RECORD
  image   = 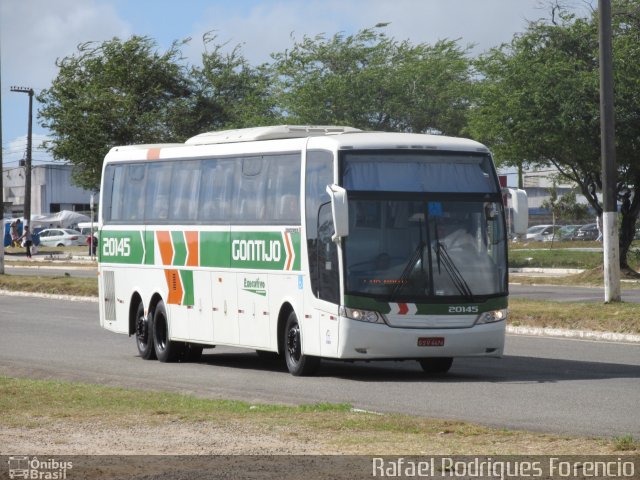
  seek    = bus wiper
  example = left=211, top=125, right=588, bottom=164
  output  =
left=390, top=240, right=425, bottom=300
left=435, top=242, right=474, bottom=300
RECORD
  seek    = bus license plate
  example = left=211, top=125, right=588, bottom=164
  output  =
left=418, top=337, right=445, bottom=347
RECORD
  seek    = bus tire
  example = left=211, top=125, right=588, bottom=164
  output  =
left=418, top=357, right=453, bottom=375
left=284, top=311, right=320, bottom=376
left=152, top=300, right=183, bottom=362
left=135, top=302, right=156, bottom=360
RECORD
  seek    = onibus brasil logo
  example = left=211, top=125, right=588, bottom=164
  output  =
left=7, top=456, right=73, bottom=479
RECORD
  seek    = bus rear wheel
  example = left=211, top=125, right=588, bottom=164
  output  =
left=135, top=302, right=156, bottom=360
left=284, top=311, right=320, bottom=376
left=152, top=300, right=183, bottom=362
left=419, top=357, right=453, bottom=375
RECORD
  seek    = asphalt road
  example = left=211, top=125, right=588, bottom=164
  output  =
left=0, top=295, right=638, bottom=438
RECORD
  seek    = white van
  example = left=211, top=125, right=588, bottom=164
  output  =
left=77, top=222, right=98, bottom=237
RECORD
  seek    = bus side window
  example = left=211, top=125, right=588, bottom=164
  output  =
left=265, top=154, right=301, bottom=224
left=121, top=164, right=147, bottom=221
left=145, top=162, right=173, bottom=222
left=108, top=165, right=126, bottom=222
left=233, top=156, right=266, bottom=222
left=170, top=160, right=200, bottom=221
left=199, top=158, right=235, bottom=222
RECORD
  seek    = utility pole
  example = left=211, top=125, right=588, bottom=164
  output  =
left=598, top=0, right=621, bottom=302
left=10, top=86, right=34, bottom=229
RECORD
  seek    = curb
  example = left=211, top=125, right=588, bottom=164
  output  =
left=0, top=289, right=97, bottom=303
left=509, top=267, right=584, bottom=274
left=2, top=289, right=638, bottom=344
left=506, top=325, right=640, bottom=344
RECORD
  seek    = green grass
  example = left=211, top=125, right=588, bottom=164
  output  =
left=614, top=435, right=640, bottom=452
left=509, top=248, right=605, bottom=269
left=0, top=273, right=98, bottom=297
left=0, top=376, right=350, bottom=426
left=509, top=298, right=640, bottom=334
left=1, top=376, right=636, bottom=455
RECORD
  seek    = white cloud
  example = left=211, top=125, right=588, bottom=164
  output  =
left=1, top=0, right=132, bottom=145
left=0, top=0, right=596, bottom=148
left=3, top=133, right=54, bottom=167
left=1, top=0, right=131, bottom=90
left=184, top=0, right=594, bottom=65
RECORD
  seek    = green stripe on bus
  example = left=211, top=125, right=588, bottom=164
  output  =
left=102, top=228, right=301, bottom=271
left=290, top=231, right=302, bottom=271
left=144, top=230, right=155, bottom=265
left=200, top=231, right=231, bottom=268
left=180, top=270, right=194, bottom=306
left=171, top=231, right=187, bottom=266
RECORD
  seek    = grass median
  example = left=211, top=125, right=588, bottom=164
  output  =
left=1, top=375, right=637, bottom=455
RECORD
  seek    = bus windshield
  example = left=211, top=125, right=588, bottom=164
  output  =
left=342, top=151, right=507, bottom=301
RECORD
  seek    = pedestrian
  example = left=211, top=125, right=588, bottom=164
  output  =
left=596, top=215, right=603, bottom=242
left=19, top=225, right=33, bottom=259
left=10, top=219, right=21, bottom=247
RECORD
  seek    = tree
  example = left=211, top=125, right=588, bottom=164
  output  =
left=269, top=27, right=473, bottom=135
left=468, top=1, right=640, bottom=272
left=38, top=36, right=194, bottom=191
left=541, top=182, right=590, bottom=226
left=187, top=33, right=280, bottom=134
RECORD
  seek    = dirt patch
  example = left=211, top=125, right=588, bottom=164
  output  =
left=1, top=420, right=326, bottom=455
left=1, top=417, right=628, bottom=457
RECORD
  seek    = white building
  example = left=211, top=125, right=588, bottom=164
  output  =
left=2, top=164, right=94, bottom=217
left=498, top=166, right=597, bottom=225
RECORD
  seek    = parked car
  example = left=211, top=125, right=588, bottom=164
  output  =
left=572, top=223, right=599, bottom=241
left=525, top=224, right=558, bottom=242
left=37, top=228, right=88, bottom=247
left=557, top=224, right=581, bottom=241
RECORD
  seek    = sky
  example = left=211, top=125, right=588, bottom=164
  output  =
left=1, top=0, right=596, bottom=170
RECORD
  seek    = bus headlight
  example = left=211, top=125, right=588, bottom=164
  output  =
left=340, top=306, right=386, bottom=324
left=475, top=308, right=507, bottom=325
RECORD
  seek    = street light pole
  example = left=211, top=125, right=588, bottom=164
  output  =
left=10, top=86, right=34, bottom=228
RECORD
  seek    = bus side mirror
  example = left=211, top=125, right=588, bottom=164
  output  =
left=508, top=188, right=528, bottom=234
left=325, top=184, right=349, bottom=242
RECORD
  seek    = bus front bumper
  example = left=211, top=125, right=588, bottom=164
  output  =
left=335, top=318, right=505, bottom=360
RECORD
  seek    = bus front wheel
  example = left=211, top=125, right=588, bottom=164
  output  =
left=152, top=300, right=183, bottom=362
left=284, top=311, right=320, bottom=376
left=418, top=357, right=453, bottom=375
left=135, top=302, right=156, bottom=360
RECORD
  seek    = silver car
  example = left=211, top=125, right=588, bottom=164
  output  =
left=525, top=224, right=558, bottom=242
left=37, top=228, right=88, bottom=247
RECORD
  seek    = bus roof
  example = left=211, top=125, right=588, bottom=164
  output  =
left=104, top=125, right=490, bottom=162
left=313, top=131, right=489, bottom=153
left=185, top=125, right=361, bottom=145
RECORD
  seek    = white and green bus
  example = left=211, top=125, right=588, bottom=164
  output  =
left=98, top=125, right=527, bottom=376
